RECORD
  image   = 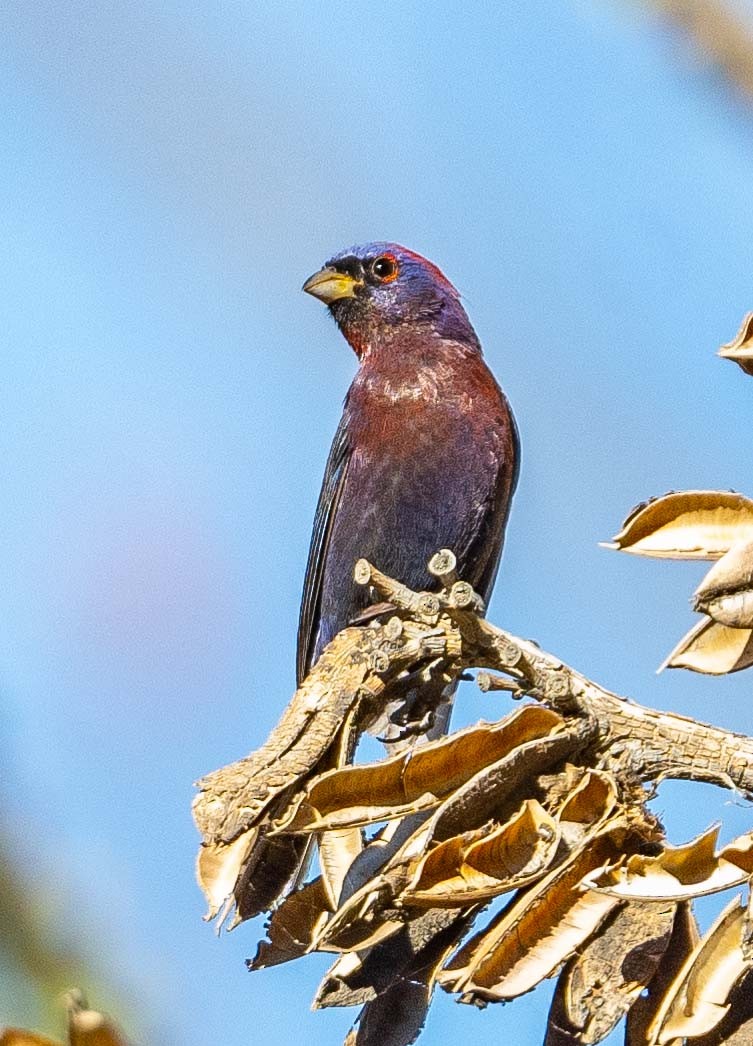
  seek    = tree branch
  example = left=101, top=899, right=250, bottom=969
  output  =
left=194, top=556, right=753, bottom=857
left=358, top=557, right=753, bottom=794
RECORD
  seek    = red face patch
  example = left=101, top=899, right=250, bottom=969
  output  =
left=394, top=246, right=457, bottom=295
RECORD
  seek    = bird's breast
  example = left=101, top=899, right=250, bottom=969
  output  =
left=349, top=353, right=501, bottom=463
left=356, top=366, right=446, bottom=405
left=345, top=363, right=507, bottom=545
left=314, top=347, right=517, bottom=655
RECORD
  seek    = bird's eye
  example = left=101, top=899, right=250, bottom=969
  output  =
left=371, top=254, right=399, bottom=282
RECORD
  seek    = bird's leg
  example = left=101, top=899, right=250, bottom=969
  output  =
left=391, top=658, right=448, bottom=693
left=378, top=707, right=437, bottom=745
left=363, top=656, right=447, bottom=744
left=377, top=658, right=456, bottom=743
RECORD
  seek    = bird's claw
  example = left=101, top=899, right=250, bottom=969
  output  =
left=377, top=707, right=436, bottom=744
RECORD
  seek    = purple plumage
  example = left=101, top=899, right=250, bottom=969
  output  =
left=300, top=243, right=519, bottom=737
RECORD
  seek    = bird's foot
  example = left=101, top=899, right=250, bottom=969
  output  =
left=377, top=707, right=436, bottom=744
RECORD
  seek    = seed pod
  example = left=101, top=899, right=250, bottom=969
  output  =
left=718, top=312, right=753, bottom=376
left=694, top=538, right=753, bottom=629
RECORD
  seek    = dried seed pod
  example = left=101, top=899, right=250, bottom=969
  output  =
left=694, top=538, right=753, bottom=629
left=718, top=312, right=753, bottom=376
left=400, top=799, right=561, bottom=907
left=661, top=617, right=753, bottom=675
left=276, top=706, right=564, bottom=833
left=604, top=491, right=753, bottom=560
left=585, top=826, right=753, bottom=901
left=645, top=895, right=753, bottom=1043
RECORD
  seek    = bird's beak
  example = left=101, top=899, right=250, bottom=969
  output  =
left=302, top=267, right=361, bottom=304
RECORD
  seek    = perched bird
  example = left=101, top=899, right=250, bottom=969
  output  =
left=300, top=242, right=519, bottom=739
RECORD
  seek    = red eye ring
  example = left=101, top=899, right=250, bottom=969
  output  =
left=371, top=253, right=399, bottom=283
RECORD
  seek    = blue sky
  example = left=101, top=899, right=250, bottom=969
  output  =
left=2, top=3, right=753, bottom=1043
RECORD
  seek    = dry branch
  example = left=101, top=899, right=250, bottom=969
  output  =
left=194, top=555, right=753, bottom=1045
left=638, top=0, right=753, bottom=105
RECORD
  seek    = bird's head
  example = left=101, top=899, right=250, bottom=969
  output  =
left=302, top=242, right=479, bottom=357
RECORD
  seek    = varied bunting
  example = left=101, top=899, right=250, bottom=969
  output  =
left=300, top=243, right=519, bottom=739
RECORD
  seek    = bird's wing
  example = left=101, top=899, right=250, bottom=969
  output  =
left=296, top=414, right=351, bottom=686
left=473, top=395, right=521, bottom=603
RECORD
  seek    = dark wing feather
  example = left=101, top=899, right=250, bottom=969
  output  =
left=296, top=415, right=351, bottom=686
left=471, top=396, right=521, bottom=604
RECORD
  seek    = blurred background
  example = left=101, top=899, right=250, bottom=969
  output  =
left=2, top=2, right=753, bottom=1043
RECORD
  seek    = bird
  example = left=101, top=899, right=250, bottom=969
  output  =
left=300, top=242, right=520, bottom=741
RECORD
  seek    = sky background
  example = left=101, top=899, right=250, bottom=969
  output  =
left=2, top=2, right=753, bottom=1044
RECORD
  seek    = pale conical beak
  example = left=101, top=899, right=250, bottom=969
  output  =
left=302, top=267, right=361, bottom=304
